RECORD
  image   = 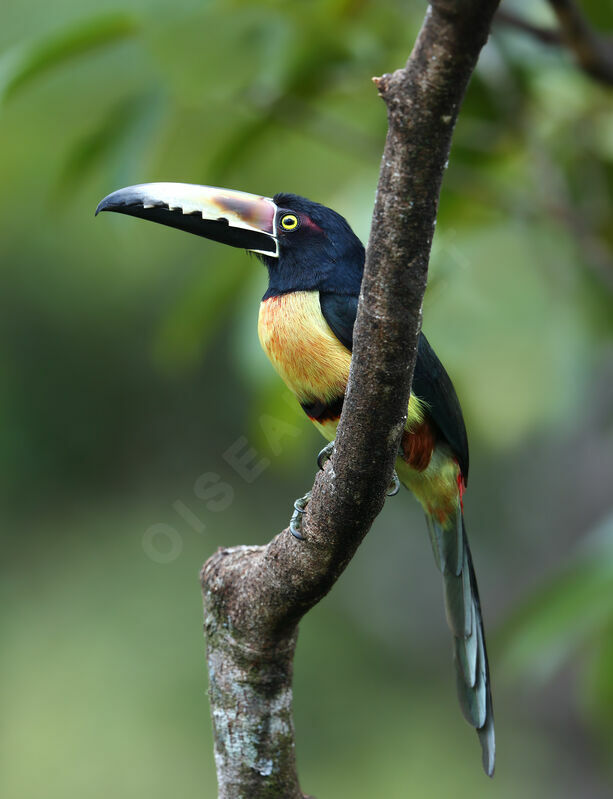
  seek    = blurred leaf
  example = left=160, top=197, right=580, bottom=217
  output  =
left=248, top=378, right=311, bottom=465
left=200, top=3, right=356, bottom=182
left=578, top=0, right=613, bottom=30
left=0, top=13, right=139, bottom=106
left=206, top=114, right=276, bottom=185
left=145, top=6, right=283, bottom=107
left=584, top=621, right=613, bottom=749
left=152, top=253, right=251, bottom=373
left=56, top=90, right=161, bottom=196
left=500, top=513, right=613, bottom=682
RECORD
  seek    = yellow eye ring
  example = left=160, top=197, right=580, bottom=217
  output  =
left=280, top=213, right=299, bottom=231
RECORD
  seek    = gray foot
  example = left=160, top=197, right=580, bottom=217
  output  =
left=291, top=444, right=399, bottom=540
left=387, top=470, right=400, bottom=496
left=289, top=491, right=312, bottom=540
left=290, top=442, right=333, bottom=540
left=317, top=440, right=335, bottom=470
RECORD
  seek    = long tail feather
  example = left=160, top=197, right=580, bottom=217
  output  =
left=426, top=508, right=495, bottom=776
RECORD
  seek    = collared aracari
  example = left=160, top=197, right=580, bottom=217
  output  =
left=96, top=182, right=495, bottom=776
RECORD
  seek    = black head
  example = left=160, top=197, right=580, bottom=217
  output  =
left=261, top=193, right=364, bottom=299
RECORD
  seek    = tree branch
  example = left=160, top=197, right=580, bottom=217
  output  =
left=496, top=1, right=613, bottom=87
left=549, top=0, right=613, bottom=86
left=495, top=8, right=562, bottom=46
left=201, top=2, right=500, bottom=796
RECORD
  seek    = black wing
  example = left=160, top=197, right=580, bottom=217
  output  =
left=319, top=292, right=358, bottom=351
left=319, top=291, right=469, bottom=479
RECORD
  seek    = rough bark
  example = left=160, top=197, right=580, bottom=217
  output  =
left=201, top=2, right=501, bottom=797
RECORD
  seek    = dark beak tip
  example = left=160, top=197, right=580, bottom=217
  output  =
left=95, top=196, right=114, bottom=217
left=95, top=189, right=139, bottom=217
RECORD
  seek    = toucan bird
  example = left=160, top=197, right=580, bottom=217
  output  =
left=96, top=182, right=495, bottom=776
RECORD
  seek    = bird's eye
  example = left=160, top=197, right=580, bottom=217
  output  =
left=280, top=213, right=299, bottom=231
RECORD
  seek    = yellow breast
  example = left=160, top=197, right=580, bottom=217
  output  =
left=258, top=291, right=351, bottom=405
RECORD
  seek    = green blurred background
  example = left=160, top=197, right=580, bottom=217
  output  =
left=1, top=0, right=613, bottom=796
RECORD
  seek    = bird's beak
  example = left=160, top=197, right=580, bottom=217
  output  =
left=95, top=182, right=279, bottom=257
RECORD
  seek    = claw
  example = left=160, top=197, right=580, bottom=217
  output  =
left=387, top=470, right=400, bottom=497
left=289, top=491, right=312, bottom=540
left=317, top=440, right=335, bottom=471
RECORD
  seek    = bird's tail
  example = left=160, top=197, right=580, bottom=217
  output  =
left=426, top=506, right=495, bottom=776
